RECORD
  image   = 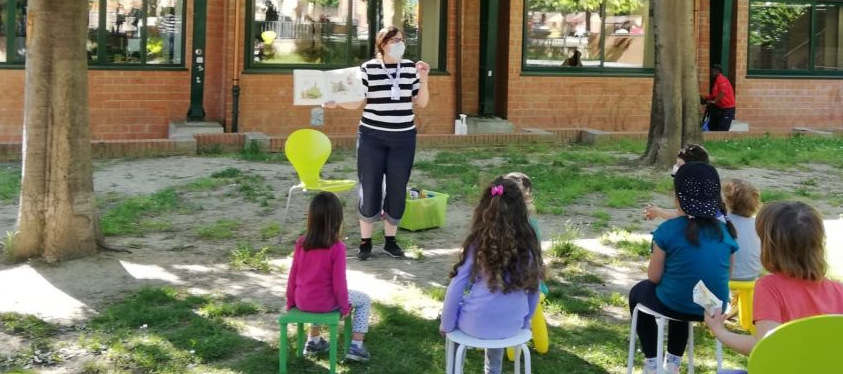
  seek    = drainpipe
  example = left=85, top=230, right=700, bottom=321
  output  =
left=231, top=0, right=242, bottom=133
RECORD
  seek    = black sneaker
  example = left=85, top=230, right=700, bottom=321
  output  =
left=303, top=337, right=330, bottom=355
left=383, top=238, right=405, bottom=258
left=357, top=240, right=372, bottom=261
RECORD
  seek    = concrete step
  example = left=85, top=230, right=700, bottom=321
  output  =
left=465, top=116, right=515, bottom=134
left=169, top=120, right=224, bottom=139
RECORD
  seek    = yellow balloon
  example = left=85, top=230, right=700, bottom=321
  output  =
left=507, top=294, right=549, bottom=361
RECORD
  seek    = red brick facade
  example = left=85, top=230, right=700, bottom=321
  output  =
left=0, top=0, right=840, bottom=142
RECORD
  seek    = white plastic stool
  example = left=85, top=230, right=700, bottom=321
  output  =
left=445, top=329, right=532, bottom=374
left=627, top=304, right=723, bottom=374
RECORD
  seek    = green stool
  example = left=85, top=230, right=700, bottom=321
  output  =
left=278, top=308, right=352, bottom=374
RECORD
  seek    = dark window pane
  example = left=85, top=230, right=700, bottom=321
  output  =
left=815, top=3, right=843, bottom=71
left=106, top=0, right=144, bottom=64
left=603, top=0, right=652, bottom=68
left=88, top=0, right=100, bottom=62
left=253, top=0, right=351, bottom=65
left=147, top=0, right=183, bottom=64
left=14, top=0, right=25, bottom=62
left=0, top=0, right=7, bottom=63
left=748, top=1, right=812, bottom=71
left=524, top=1, right=604, bottom=68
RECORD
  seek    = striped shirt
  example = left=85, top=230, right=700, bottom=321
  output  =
left=360, top=59, right=421, bottom=132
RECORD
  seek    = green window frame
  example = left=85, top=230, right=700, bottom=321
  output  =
left=747, top=0, right=843, bottom=78
left=0, top=0, right=186, bottom=69
left=244, top=0, right=448, bottom=73
left=521, top=0, right=655, bottom=76
left=0, top=0, right=26, bottom=67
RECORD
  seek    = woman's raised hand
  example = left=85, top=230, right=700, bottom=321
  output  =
left=416, top=61, right=430, bottom=83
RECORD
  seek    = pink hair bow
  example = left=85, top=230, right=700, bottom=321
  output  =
left=490, top=185, right=504, bottom=196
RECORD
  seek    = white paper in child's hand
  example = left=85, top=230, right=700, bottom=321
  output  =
left=693, top=280, right=722, bottom=316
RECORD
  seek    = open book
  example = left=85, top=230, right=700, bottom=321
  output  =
left=293, top=67, right=365, bottom=106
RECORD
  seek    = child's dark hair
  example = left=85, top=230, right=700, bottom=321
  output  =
left=684, top=200, right=738, bottom=246
left=302, top=192, right=343, bottom=250
left=678, top=144, right=710, bottom=164
left=450, top=177, right=544, bottom=293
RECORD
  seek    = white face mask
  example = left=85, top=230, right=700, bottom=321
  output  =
left=387, top=42, right=405, bottom=60
left=671, top=164, right=680, bottom=176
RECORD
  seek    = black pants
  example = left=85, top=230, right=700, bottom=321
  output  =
left=628, top=280, right=703, bottom=358
left=709, top=107, right=735, bottom=131
left=356, top=126, right=416, bottom=225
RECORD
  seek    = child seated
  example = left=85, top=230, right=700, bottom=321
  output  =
left=286, top=192, right=373, bottom=362
left=629, top=162, right=738, bottom=374
left=705, top=201, right=843, bottom=358
left=440, top=177, right=544, bottom=374
left=722, top=179, right=762, bottom=281
left=644, top=144, right=711, bottom=221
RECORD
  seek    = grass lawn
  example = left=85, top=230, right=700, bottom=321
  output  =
left=2, top=135, right=843, bottom=373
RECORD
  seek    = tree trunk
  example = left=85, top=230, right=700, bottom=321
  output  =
left=641, top=0, right=702, bottom=167
left=14, top=0, right=99, bottom=262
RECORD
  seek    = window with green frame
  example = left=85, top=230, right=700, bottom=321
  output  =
left=0, top=0, right=27, bottom=65
left=2, top=0, right=185, bottom=66
left=247, top=0, right=447, bottom=71
left=87, top=0, right=186, bottom=66
left=749, top=1, right=843, bottom=75
left=522, top=0, right=654, bottom=74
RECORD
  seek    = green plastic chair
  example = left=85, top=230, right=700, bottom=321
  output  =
left=278, top=308, right=353, bottom=374
left=747, top=314, right=843, bottom=373
left=282, top=129, right=356, bottom=227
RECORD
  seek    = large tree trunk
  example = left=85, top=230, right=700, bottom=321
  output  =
left=13, top=0, right=99, bottom=262
left=642, top=0, right=702, bottom=167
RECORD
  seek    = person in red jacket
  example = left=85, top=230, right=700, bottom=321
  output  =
left=703, top=64, right=736, bottom=131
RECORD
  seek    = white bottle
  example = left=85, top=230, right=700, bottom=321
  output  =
left=456, top=114, right=468, bottom=135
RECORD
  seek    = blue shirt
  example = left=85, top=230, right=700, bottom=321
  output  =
left=652, top=217, right=738, bottom=316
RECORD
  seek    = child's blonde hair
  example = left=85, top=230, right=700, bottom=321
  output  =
left=756, top=201, right=827, bottom=281
left=504, top=172, right=535, bottom=214
left=723, top=179, right=761, bottom=217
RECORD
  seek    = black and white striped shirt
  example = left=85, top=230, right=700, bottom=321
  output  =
left=360, top=59, right=421, bottom=132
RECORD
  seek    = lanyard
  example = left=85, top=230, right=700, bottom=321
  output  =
left=379, top=59, right=401, bottom=101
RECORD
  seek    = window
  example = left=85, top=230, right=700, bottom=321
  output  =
left=523, top=0, right=653, bottom=73
left=247, top=0, right=447, bottom=70
left=2, top=0, right=184, bottom=67
left=86, top=0, right=185, bottom=66
left=749, top=1, right=843, bottom=75
left=0, top=0, right=26, bottom=64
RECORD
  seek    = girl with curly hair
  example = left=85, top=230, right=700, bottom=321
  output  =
left=439, top=177, right=545, bottom=374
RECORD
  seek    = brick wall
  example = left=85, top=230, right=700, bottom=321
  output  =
left=697, top=0, right=711, bottom=92
left=505, top=0, right=654, bottom=131
left=0, top=1, right=209, bottom=142
left=734, top=0, right=843, bottom=130
left=224, top=0, right=459, bottom=137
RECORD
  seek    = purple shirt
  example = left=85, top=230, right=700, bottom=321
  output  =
left=440, top=247, right=539, bottom=339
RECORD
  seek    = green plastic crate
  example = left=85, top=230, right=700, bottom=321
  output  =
left=399, top=190, right=449, bottom=231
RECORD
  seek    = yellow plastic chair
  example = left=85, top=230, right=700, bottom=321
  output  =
left=283, top=129, right=356, bottom=227
left=729, top=280, right=756, bottom=334
left=748, top=314, right=843, bottom=373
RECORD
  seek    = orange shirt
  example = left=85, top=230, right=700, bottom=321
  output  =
left=753, top=273, right=843, bottom=324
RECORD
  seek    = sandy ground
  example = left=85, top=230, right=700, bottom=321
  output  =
left=1, top=152, right=842, bottom=372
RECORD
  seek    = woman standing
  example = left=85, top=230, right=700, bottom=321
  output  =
left=325, top=26, right=430, bottom=260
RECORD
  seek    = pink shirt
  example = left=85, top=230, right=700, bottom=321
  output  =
left=285, top=238, right=350, bottom=315
left=753, top=273, right=843, bottom=324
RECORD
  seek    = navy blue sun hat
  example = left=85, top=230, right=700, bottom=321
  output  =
left=674, top=162, right=721, bottom=219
